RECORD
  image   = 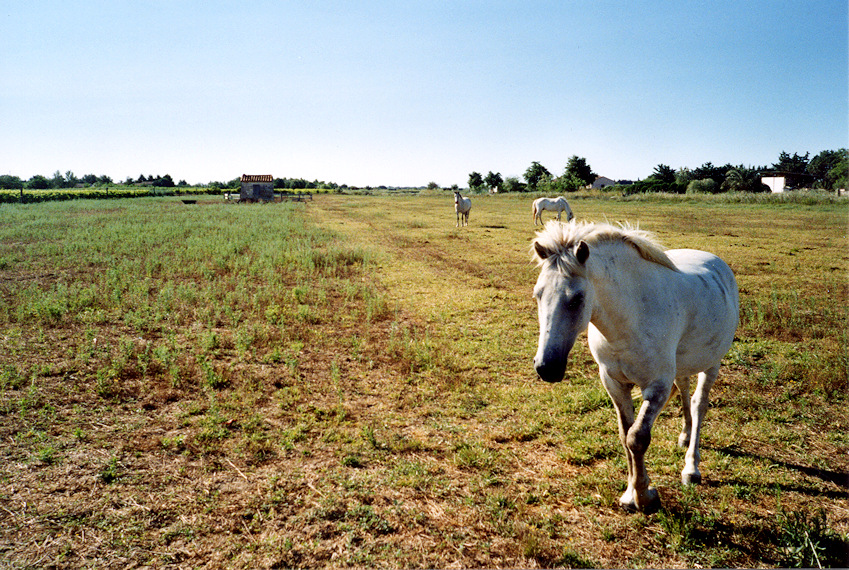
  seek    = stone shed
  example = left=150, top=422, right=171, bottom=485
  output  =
left=240, top=174, right=274, bottom=202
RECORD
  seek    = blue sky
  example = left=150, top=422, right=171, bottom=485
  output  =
left=2, top=1, right=847, bottom=187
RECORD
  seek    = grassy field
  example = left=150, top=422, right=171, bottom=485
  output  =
left=0, top=192, right=846, bottom=568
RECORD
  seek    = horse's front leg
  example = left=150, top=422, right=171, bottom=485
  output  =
left=625, top=382, right=672, bottom=514
left=601, top=374, right=641, bottom=511
left=606, top=376, right=671, bottom=514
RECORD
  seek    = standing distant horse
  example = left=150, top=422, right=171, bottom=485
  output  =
left=532, top=197, right=573, bottom=225
left=531, top=220, right=738, bottom=513
left=454, top=190, right=472, bottom=227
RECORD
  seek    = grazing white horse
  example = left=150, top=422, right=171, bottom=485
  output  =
left=532, top=197, right=574, bottom=225
left=531, top=220, right=738, bottom=514
left=454, top=190, right=472, bottom=227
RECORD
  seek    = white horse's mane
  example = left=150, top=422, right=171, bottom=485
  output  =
left=532, top=220, right=678, bottom=271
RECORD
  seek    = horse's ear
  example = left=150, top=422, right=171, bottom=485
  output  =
left=575, top=241, right=590, bottom=265
left=533, top=240, right=551, bottom=260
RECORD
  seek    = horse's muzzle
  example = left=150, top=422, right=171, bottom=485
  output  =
left=534, top=355, right=567, bottom=383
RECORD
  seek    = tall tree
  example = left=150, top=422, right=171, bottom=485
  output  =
left=468, top=171, right=483, bottom=190
left=26, top=175, right=50, bottom=189
left=808, top=149, right=846, bottom=189
left=524, top=161, right=551, bottom=190
left=772, top=151, right=809, bottom=173
left=827, top=151, right=848, bottom=194
left=565, top=156, right=596, bottom=186
left=693, top=162, right=732, bottom=186
left=484, top=171, right=503, bottom=192
left=50, top=170, right=65, bottom=188
left=553, top=172, right=584, bottom=193
left=650, top=164, right=676, bottom=183
left=0, top=175, right=23, bottom=189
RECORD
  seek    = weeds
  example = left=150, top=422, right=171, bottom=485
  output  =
left=778, top=508, right=849, bottom=568
left=100, top=455, right=120, bottom=484
left=0, top=364, right=24, bottom=390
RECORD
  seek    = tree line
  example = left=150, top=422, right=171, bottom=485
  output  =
left=3, top=148, right=845, bottom=194
left=0, top=172, right=344, bottom=192
left=0, top=171, right=189, bottom=190
left=467, top=149, right=848, bottom=195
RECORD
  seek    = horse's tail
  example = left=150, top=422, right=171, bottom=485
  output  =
left=662, top=383, right=680, bottom=412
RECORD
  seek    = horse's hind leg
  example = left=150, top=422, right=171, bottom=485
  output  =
left=674, top=377, right=693, bottom=448
left=682, top=366, right=719, bottom=485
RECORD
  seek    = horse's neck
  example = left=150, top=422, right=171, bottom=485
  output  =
left=587, top=244, right=656, bottom=336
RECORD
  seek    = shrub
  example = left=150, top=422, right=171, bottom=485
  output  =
left=623, top=180, right=686, bottom=195
left=687, top=179, right=719, bottom=194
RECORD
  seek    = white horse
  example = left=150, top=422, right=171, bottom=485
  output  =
left=454, top=190, right=471, bottom=227
left=532, top=196, right=574, bottom=225
left=531, top=220, right=738, bottom=514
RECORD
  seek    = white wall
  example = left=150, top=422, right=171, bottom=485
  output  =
left=762, top=176, right=786, bottom=193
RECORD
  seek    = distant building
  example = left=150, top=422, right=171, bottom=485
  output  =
left=761, top=174, right=786, bottom=193
left=759, top=171, right=814, bottom=193
left=591, top=176, right=616, bottom=189
left=240, top=174, right=274, bottom=202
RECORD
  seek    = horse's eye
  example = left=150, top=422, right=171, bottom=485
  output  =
left=566, top=293, right=584, bottom=311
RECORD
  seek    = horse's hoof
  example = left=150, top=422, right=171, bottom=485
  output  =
left=640, top=495, right=661, bottom=515
left=618, top=489, right=637, bottom=513
left=677, top=434, right=690, bottom=448
left=620, top=488, right=661, bottom=514
left=638, top=488, right=661, bottom=514
left=682, top=471, right=702, bottom=486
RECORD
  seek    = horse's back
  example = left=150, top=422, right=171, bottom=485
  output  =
left=667, top=249, right=739, bottom=374
left=668, top=249, right=738, bottom=306
left=534, top=197, right=569, bottom=210
left=556, top=197, right=573, bottom=217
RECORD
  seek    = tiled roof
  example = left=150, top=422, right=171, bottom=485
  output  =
left=241, top=174, right=273, bottom=183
